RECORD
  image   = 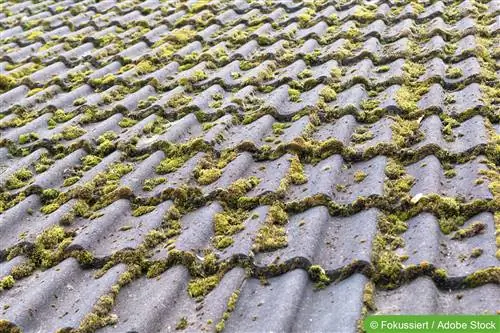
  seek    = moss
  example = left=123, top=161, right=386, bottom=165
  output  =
left=445, top=67, right=463, bottom=79
left=198, top=168, right=222, bottom=185
left=319, top=86, right=337, bottom=102
left=308, top=265, right=331, bottom=289
left=82, top=154, right=102, bottom=170
left=289, top=156, right=308, bottom=185
left=167, top=93, right=192, bottom=108
left=353, top=4, right=377, bottom=22
left=41, top=188, right=60, bottom=202
left=132, top=205, right=156, bottom=217
left=188, top=275, right=220, bottom=298
left=213, top=209, right=248, bottom=248
left=395, top=86, right=418, bottom=114
left=0, top=320, right=22, bottom=333
left=32, top=226, right=71, bottom=268
left=61, top=125, right=86, bottom=140
left=470, top=247, right=483, bottom=258
left=288, top=88, right=301, bottom=102
left=353, top=170, right=367, bottom=183
left=156, top=156, right=188, bottom=174
left=73, top=97, right=86, bottom=106
left=62, top=176, right=80, bottom=187
left=176, top=317, right=188, bottom=330
left=118, top=117, right=138, bottom=128
left=18, top=132, right=39, bottom=144
left=136, top=60, right=156, bottom=75
left=0, top=74, right=16, bottom=92
left=143, top=177, right=166, bottom=191
left=375, top=65, right=390, bottom=73
left=451, top=221, right=485, bottom=240
left=253, top=224, right=287, bottom=253
left=444, top=169, right=456, bottom=178
left=391, top=117, right=423, bottom=147
left=351, top=126, right=373, bottom=143
left=0, top=275, right=15, bottom=289
left=213, top=235, right=234, bottom=249
left=6, top=167, right=33, bottom=190
left=26, top=30, right=43, bottom=41
left=272, top=122, right=290, bottom=135
left=464, top=267, right=500, bottom=287
left=10, top=261, right=36, bottom=279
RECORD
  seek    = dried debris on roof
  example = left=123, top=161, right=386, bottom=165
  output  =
left=0, top=0, right=499, bottom=332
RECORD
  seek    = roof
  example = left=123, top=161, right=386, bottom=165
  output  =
left=0, top=0, right=499, bottom=332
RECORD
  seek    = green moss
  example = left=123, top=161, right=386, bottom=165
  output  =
left=464, top=267, right=500, bottom=287
left=351, top=126, right=373, bottom=143
left=470, top=247, right=483, bottom=258
left=213, top=208, right=248, bottom=249
left=156, top=156, right=188, bottom=174
left=0, top=275, right=15, bottom=289
left=176, top=317, right=188, bottom=330
left=197, top=168, right=222, bottom=185
left=0, top=74, right=16, bottom=92
left=6, top=167, right=33, bottom=190
left=308, top=265, right=330, bottom=289
left=319, top=85, right=337, bottom=102
left=253, top=204, right=288, bottom=251
left=26, top=30, right=43, bottom=41
left=213, top=235, right=234, bottom=249
left=18, top=132, right=39, bottom=144
left=289, top=156, right=308, bottom=185
left=40, top=203, right=60, bottom=214
left=41, top=188, right=60, bottom=202
left=136, top=60, right=156, bottom=75
left=166, top=93, right=192, bottom=108
left=253, top=224, right=287, bottom=252
left=288, top=88, right=301, bottom=102
left=132, top=205, right=156, bottom=217
left=33, top=226, right=71, bottom=268
left=445, top=67, right=463, bottom=79
left=61, top=125, right=86, bottom=140
left=375, top=65, right=390, bottom=73
left=143, top=177, right=166, bottom=191
left=444, top=169, right=457, bottom=178
left=354, top=170, right=367, bottom=183
left=353, top=4, right=377, bottom=22
left=188, top=275, right=220, bottom=298
left=395, top=86, right=418, bottom=114
left=451, top=221, right=485, bottom=240
left=118, top=117, right=138, bottom=128
left=391, top=117, right=423, bottom=147
left=10, top=261, right=36, bottom=279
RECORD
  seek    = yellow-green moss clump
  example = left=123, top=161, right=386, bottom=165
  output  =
left=289, top=156, right=308, bottom=185
left=212, top=209, right=249, bottom=249
left=451, top=221, right=485, bottom=240
left=32, top=226, right=72, bottom=269
left=0, top=275, right=15, bottom=289
left=288, top=88, right=301, bottom=102
left=132, top=205, right=156, bottom=217
left=143, top=177, right=166, bottom=191
left=353, top=170, right=367, bottom=183
left=197, top=168, right=222, bottom=185
left=253, top=203, right=288, bottom=252
left=308, top=265, right=331, bottom=289
left=6, top=167, right=33, bottom=190
left=187, top=275, right=220, bottom=298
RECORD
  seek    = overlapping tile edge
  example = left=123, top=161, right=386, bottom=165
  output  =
left=0, top=0, right=498, bottom=332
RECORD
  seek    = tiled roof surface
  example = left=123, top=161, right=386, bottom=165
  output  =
left=0, top=0, right=499, bottom=332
